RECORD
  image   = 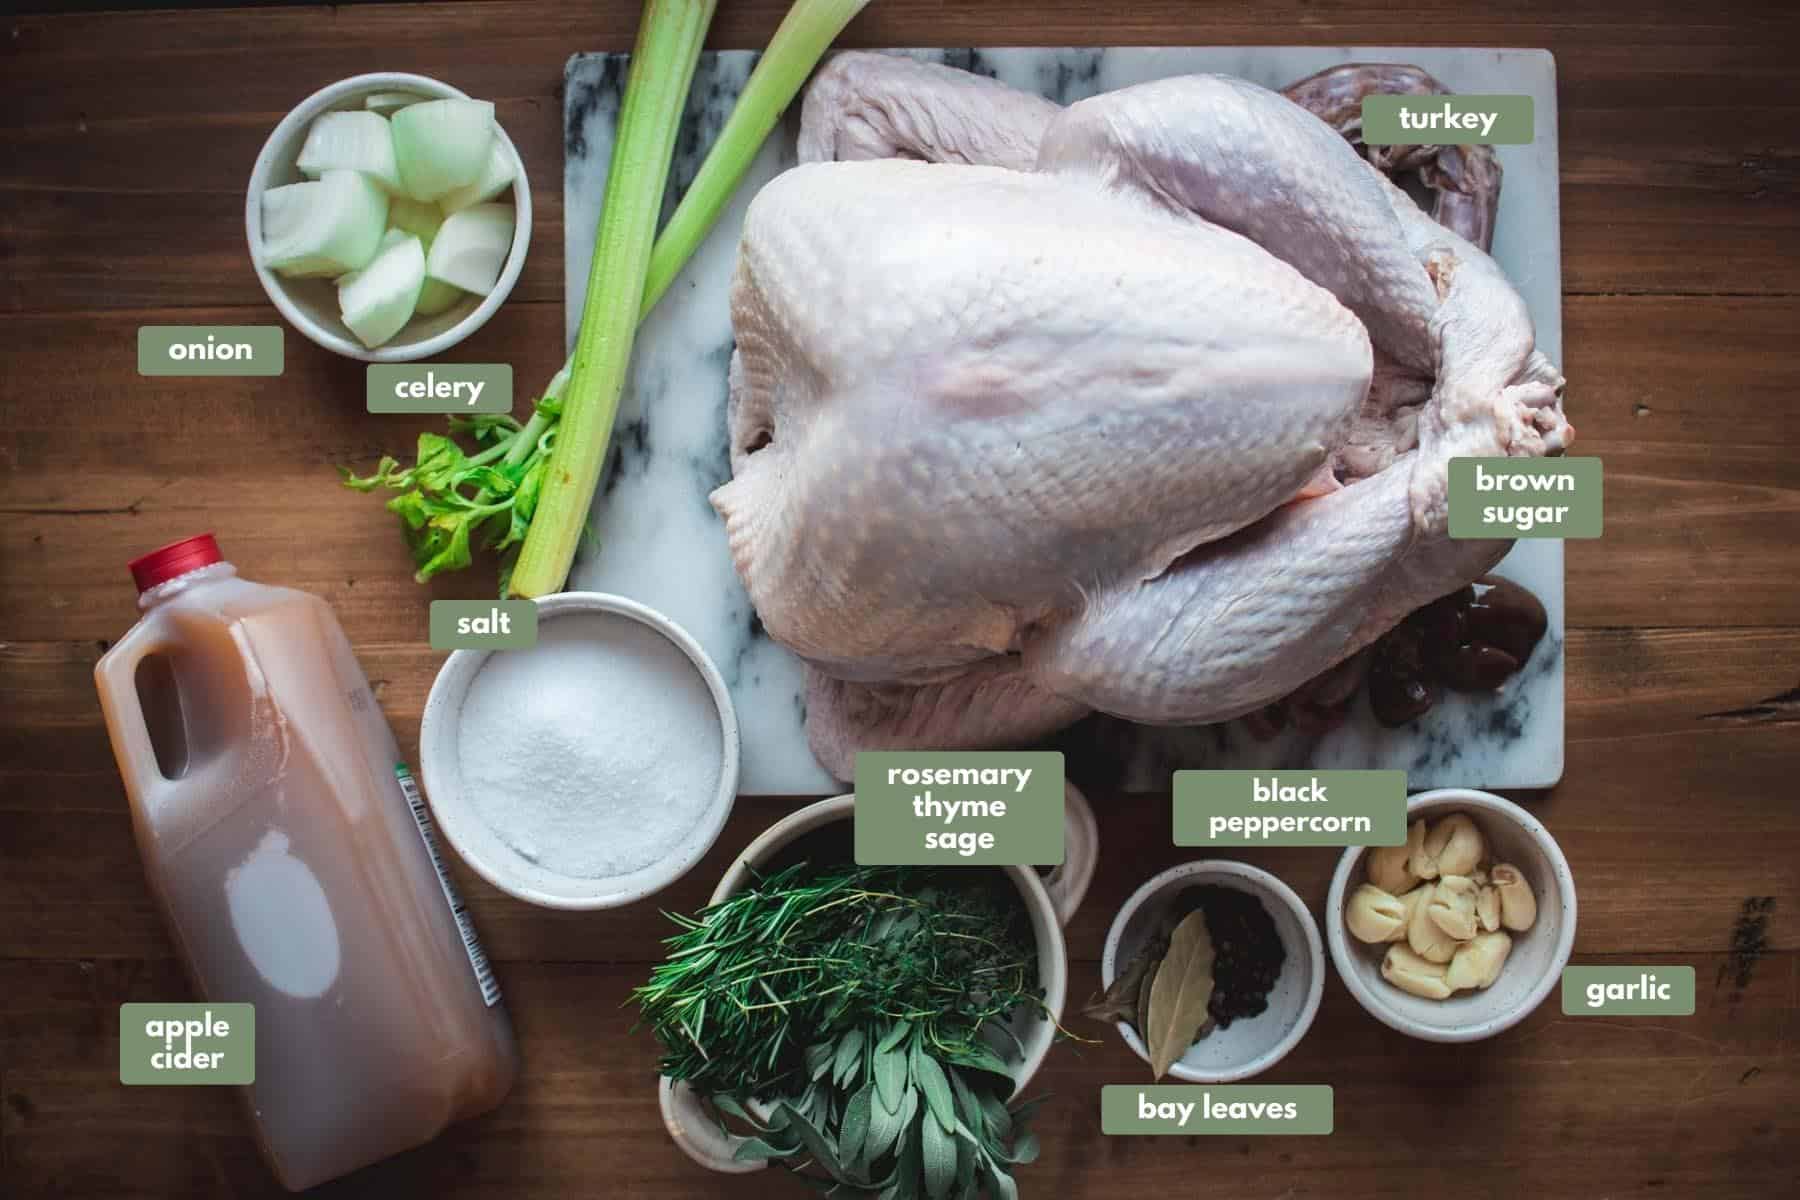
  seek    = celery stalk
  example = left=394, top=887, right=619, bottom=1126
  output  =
left=368, top=0, right=866, bottom=595
left=640, top=0, right=872, bottom=317
left=508, top=0, right=718, bottom=599
left=511, top=0, right=871, bottom=597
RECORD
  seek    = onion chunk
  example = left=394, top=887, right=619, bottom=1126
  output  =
left=365, top=91, right=426, bottom=117
left=426, top=203, right=514, bottom=296
left=440, top=141, right=516, bottom=213
left=262, top=169, right=389, bottom=278
left=297, top=111, right=401, bottom=194
left=392, top=99, right=497, bottom=202
left=338, top=231, right=426, bottom=348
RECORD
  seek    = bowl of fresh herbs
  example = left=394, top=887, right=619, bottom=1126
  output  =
left=637, top=793, right=1090, bottom=1196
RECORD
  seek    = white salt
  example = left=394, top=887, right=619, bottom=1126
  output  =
left=457, top=611, right=723, bottom=880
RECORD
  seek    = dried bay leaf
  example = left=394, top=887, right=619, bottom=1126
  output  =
left=1135, top=958, right=1158, bottom=1042
left=1082, top=941, right=1161, bottom=1024
left=1144, top=910, right=1216, bottom=1080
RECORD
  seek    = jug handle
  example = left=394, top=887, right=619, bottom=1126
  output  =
left=659, top=1076, right=765, bottom=1175
left=93, top=630, right=182, bottom=811
left=1042, top=780, right=1098, bottom=928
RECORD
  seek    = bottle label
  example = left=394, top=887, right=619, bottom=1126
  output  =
left=395, top=763, right=501, bottom=1007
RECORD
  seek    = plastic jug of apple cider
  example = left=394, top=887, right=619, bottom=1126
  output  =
left=94, top=534, right=518, bottom=1190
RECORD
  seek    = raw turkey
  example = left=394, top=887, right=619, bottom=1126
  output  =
left=711, top=54, right=1571, bottom=779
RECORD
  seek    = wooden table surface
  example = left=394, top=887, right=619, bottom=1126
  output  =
left=4, top=1, right=1798, bottom=1196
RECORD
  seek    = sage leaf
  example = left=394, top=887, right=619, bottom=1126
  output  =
left=833, top=1028, right=866, bottom=1088
left=984, top=1018, right=1025, bottom=1063
left=950, top=1042, right=1012, bottom=1081
left=898, top=1087, right=920, bottom=1136
left=805, top=1039, right=835, bottom=1081
left=995, top=1129, right=1039, bottom=1166
left=977, top=1089, right=1012, bottom=1141
left=909, top=1043, right=956, bottom=1133
left=1145, top=909, right=1216, bottom=1080
left=950, top=1071, right=984, bottom=1136
left=710, top=1093, right=767, bottom=1132
left=840, top=1081, right=876, bottom=1170
left=776, top=1101, right=853, bottom=1186
left=864, top=1080, right=910, bottom=1164
left=893, top=1123, right=923, bottom=1200
left=920, top=1109, right=956, bottom=1200
left=878, top=1018, right=913, bottom=1055
left=982, top=1155, right=1020, bottom=1200
left=1010, top=1094, right=1049, bottom=1126
left=953, top=1121, right=978, bottom=1194
left=875, top=1044, right=908, bottom=1114
left=733, top=1137, right=795, bottom=1163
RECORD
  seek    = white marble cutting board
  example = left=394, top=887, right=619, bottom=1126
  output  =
left=563, top=47, right=1564, bottom=795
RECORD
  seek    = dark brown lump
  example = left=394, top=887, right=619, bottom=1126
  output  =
left=1369, top=575, right=1549, bottom=727
left=1172, top=884, right=1286, bottom=1029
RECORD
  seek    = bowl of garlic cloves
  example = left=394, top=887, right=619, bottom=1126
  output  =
left=1327, top=789, right=1577, bottom=1042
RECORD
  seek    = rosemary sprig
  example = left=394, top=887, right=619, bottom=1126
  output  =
left=635, top=864, right=1039, bottom=1097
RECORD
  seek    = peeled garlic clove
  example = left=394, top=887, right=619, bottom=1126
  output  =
left=1395, top=885, right=1430, bottom=941
left=1407, top=817, right=1441, bottom=880
left=1491, top=863, right=1538, bottom=932
left=1367, top=821, right=1423, bottom=895
left=1427, top=874, right=1480, bottom=941
left=1346, top=884, right=1408, bottom=944
left=1383, top=943, right=1454, bottom=999
left=1446, top=930, right=1514, bottom=991
left=1408, top=883, right=1460, bottom=963
left=1382, top=820, right=1425, bottom=888
left=1423, top=813, right=1485, bottom=877
left=1477, top=884, right=1501, bottom=933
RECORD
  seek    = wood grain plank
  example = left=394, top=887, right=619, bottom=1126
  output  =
left=3, top=293, right=1797, bottom=640
left=3, top=2, right=1799, bottom=310
left=3, top=953, right=1793, bottom=1199
left=4, top=631, right=1795, bottom=963
left=10, top=624, right=1798, bottom=805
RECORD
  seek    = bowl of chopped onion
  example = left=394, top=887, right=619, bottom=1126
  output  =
left=246, top=72, right=531, bottom=361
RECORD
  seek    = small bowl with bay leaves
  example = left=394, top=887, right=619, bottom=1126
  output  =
left=1094, top=861, right=1324, bottom=1082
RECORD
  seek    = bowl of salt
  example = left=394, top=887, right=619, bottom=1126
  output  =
left=419, top=592, right=739, bottom=909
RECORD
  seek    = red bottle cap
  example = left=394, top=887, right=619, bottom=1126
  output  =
left=129, top=533, right=223, bottom=593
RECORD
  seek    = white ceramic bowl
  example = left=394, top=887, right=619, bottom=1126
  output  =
left=245, top=72, right=531, bottom=361
left=1101, top=860, right=1324, bottom=1082
left=661, top=791, right=1097, bottom=1175
left=418, top=592, right=738, bottom=909
left=1327, top=788, right=1577, bottom=1042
